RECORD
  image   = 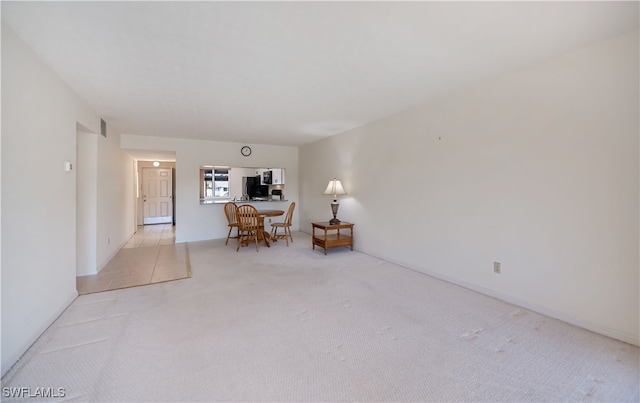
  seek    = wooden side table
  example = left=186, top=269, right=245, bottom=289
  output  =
left=311, top=222, right=354, bottom=255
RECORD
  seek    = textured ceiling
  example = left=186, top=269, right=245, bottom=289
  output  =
left=2, top=1, right=638, bottom=147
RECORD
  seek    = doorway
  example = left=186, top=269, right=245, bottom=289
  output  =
left=142, top=167, right=173, bottom=225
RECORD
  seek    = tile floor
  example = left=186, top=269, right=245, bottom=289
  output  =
left=76, top=224, right=190, bottom=295
left=123, top=223, right=176, bottom=248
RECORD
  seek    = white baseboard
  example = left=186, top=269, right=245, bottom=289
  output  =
left=1, top=289, right=78, bottom=378
left=359, top=248, right=639, bottom=347
left=96, top=236, right=132, bottom=273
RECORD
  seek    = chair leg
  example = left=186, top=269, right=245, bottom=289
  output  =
left=226, top=226, right=232, bottom=245
left=250, top=230, right=259, bottom=252
left=237, top=229, right=248, bottom=252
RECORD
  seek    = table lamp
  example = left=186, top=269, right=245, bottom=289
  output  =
left=323, top=178, right=347, bottom=225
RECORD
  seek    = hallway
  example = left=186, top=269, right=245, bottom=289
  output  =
left=123, top=223, right=176, bottom=248
left=76, top=224, right=190, bottom=295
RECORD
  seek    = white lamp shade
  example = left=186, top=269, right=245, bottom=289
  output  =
left=323, top=179, right=346, bottom=197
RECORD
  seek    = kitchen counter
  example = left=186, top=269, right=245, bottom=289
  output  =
left=200, top=199, right=288, bottom=205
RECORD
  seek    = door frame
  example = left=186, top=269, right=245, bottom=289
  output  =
left=137, top=161, right=176, bottom=226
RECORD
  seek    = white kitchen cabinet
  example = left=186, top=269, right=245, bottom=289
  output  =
left=271, top=169, right=285, bottom=184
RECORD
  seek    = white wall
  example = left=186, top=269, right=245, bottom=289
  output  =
left=230, top=167, right=258, bottom=200
left=96, top=124, right=136, bottom=272
left=1, top=24, right=135, bottom=375
left=76, top=125, right=98, bottom=275
left=121, top=136, right=299, bottom=242
left=300, top=32, right=639, bottom=345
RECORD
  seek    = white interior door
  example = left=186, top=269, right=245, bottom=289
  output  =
left=142, top=167, right=173, bottom=224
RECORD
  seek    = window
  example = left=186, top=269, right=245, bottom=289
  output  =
left=202, top=168, right=229, bottom=199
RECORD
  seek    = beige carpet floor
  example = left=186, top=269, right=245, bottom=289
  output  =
left=2, top=232, right=638, bottom=402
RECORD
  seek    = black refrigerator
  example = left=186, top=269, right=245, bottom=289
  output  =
left=243, top=175, right=262, bottom=199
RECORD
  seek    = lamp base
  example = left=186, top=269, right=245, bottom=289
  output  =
left=329, top=200, right=341, bottom=225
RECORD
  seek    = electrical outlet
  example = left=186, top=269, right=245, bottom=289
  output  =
left=493, top=262, right=501, bottom=274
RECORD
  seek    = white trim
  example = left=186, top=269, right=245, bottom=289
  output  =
left=358, top=247, right=640, bottom=347
left=1, top=290, right=78, bottom=377
left=143, top=216, right=172, bottom=225
left=96, top=236, right=131, bottom=274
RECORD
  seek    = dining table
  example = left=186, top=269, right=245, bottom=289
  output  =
left=255, top=209, right=284, bottom=247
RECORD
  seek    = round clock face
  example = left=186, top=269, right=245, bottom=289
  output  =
left=241, top=146, right=252, bottom=157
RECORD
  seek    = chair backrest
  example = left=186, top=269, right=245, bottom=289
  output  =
left=236, top=204, right=261, bottom=230
left=224, top=202, right=238, bottom=225
left=284, top=202, right=296, bottom=225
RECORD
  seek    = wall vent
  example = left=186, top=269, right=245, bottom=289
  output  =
left=100, top=118, right=107, bottom=137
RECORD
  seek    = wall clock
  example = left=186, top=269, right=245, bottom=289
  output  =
left=241, top=146, right=252, bottom=157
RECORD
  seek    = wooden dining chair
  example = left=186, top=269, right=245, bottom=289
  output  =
left=236, top=204, right=262, bottom=252
left=270, top=202, right=295, bottom=246
left=224, top=202, right=239, bottom=245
